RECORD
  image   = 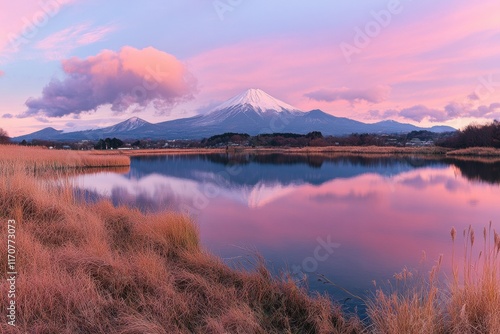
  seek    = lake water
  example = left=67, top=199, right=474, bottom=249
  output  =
left=72, top=153, right=500, bottom=316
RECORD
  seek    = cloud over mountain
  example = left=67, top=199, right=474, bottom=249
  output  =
left=21, top=46, right=197, bottom=118
left=305, top=85, right=391, bottom=104
left=370, top=102, right=500, bottom=122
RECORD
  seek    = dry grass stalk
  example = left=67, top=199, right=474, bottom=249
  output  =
left=0, top=145, right=130, bottom=175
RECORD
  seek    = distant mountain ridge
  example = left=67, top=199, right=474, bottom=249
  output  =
left=13, top=88, right=456, bottom=142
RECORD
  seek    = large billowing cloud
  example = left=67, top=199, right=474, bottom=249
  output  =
left=305, top=85, right=391, bottom=104
left=21, top=46, right=197, bottom=118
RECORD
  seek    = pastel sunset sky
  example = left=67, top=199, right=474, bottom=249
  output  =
left=1, top=0, right=499, bottom=136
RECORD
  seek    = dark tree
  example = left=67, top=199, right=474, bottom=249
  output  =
left=306, top=131, right=323, bottom=139
left=0, top=128, right=10, bottom=144
left=203, top=133, right=250, bottom=147
left=94, top=139, right=106, bottom=150
left=439, top=121, right=500, bottom=148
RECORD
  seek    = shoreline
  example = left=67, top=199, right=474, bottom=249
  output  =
left=93, top=146, right=500, bottom=161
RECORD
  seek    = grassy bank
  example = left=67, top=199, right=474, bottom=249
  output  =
left=0, top=145, right=130, bottom=174
left=240, top=146, right=451, bottom=155
left=1, top=145, right=499, bottom=333
left=107, top=145, right=500, bottom=159
left=108, top=146, right=450, bottom=157
left=366, top=225, right=500, bottom=334
left=446, top=147, right=500, bottom=157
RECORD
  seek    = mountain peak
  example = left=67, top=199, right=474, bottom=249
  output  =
left=210, top=88, right=302, bottom=113
left=103, top=117, right=150, bottom=133
left=125, top=116, right=147, bottom=124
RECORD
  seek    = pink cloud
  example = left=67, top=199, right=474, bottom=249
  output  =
left=0, top=69, right=4, bottom=76
left=36, top=23, right=116, bottom=59
left=21, top=46, right=197, bottom=118
left=372, top=101, right=500, bottom=122
left=399, top=105, right=446, bottom=122
left=305, top=85, right=391, bottom=104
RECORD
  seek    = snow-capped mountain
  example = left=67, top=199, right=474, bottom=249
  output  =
left=102, top=117, right=151, bottom=133
left=210, top=88, right=302, bottom=114
left=172, top=88, right=304, bottom=132
left=13, top=88, right=456, bottom=142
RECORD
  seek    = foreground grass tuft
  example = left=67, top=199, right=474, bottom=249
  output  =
left=366, top=225, right=500, bottom=334
left=0, top=145, right=130, bottom=175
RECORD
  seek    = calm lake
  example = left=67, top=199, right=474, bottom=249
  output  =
left=72, top=153, right=500, bottom=316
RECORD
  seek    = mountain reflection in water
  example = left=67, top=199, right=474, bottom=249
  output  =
left=73, top=154, right=500, bottom=212
left=71, top=153, right=500, bottom=316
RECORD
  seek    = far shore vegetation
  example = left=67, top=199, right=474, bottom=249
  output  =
left=3, top=120, right=500, bottom=158
left=1, top=128, right=500, bottom=332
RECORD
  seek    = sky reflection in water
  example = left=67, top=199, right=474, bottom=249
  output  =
left=72, top=154, right=500, bottom=313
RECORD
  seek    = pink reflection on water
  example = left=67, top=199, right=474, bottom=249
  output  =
left=72, top=160, right=500, bottom=300
left=200, top=166, right=500, bottom=288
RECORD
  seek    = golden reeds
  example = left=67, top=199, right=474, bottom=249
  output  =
left=446, top=147, right=500, bottom=157
left=447, top=224, right=500, bottom=333
left=367, top=224, right=500, bottom=333
left=0, top=145, right=130, bottom=175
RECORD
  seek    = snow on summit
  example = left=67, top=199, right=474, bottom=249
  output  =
left=210, top=88, right=302, bottom=113
left=105, top=117, right=149, bottom=132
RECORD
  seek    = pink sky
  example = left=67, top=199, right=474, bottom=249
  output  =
left=1, top=0, right=500, bottom=136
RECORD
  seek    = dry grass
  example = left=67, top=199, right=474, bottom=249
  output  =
left=447, top=224, right=500, bottom=333
left=367, top=264, right=444, bottom=334
left=80, top=145, right=500, bottom=160
left=366, top=225, right=500, bottom=334
left=446, top=147, right=500, bottom=157
left=0, top=146, right=360, bottom=333
left=268, top=146, right=450, bottom=155
left=0, top=145, right=130, bottom=174
left=115, top=146, right=451, bottom=156
left=107, top=148, right=226, bottom=156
